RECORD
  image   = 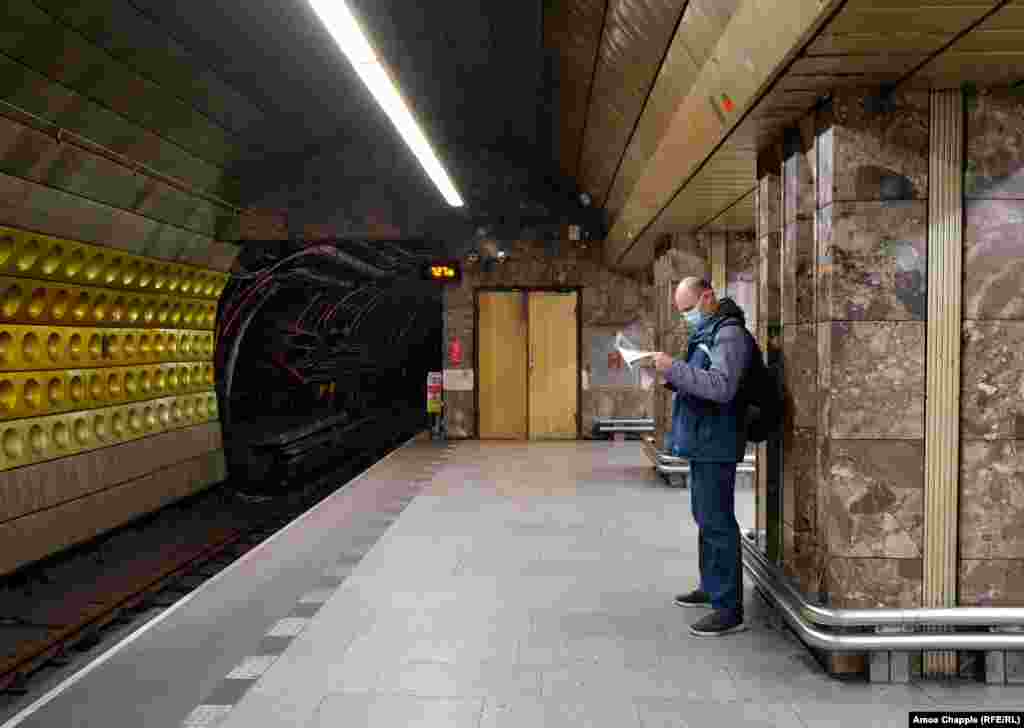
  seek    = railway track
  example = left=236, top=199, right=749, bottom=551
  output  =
left=0, top=412, right=426, bottom=699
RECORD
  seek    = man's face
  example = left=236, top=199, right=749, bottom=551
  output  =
left=675, top=286, right=702, bottom=315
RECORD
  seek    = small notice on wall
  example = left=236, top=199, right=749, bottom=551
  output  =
left=427, top=372, right=443, bottom=413
left=443, top=369, right=474, bottom=391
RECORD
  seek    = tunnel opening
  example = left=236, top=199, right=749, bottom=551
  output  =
left=216, top=239, right=442, bottom=494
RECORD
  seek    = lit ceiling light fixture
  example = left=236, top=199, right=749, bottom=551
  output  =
left=307, top=0, right=464, bottom=207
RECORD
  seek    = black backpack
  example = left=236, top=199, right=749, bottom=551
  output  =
left=713, top=320, right=784, bottom=444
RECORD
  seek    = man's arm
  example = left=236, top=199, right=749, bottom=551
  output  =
left=662, top=326, right=752, bottom=404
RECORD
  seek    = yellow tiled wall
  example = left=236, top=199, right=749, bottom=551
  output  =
left=0, top=225, right=227, bottom=472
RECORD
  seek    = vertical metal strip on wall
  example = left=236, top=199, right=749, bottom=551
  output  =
left=923, top=89, right=964, bottom=677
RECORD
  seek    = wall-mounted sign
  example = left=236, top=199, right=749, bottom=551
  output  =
left=443, top=369, right=473, bottom=391
left=448, top=338, right=463, bottom=366
left=427, top=371, right=443, bottom=413
left=422, top=259, right=462, bottom=283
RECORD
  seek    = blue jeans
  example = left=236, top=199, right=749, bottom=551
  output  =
left=689, top=461, right=743, bottom=616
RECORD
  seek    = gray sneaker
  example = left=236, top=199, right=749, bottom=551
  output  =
left=689, top=609, right=747, bottom=637
left=673, top=589, right=711, bottom=608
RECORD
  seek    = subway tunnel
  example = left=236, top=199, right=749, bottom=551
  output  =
left=1, top=0, right=1024, bottom=725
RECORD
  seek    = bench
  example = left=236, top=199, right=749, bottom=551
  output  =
left=642, top=436, right=756, bottom=488
left=592, top=417, right=654, bottom=441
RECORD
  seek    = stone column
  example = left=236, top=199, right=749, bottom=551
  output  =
left=651, top=235, right=710, bottom=450
left=756, top=144, right=782, bottom=560
left=815, top=90, right=929, bottom=623
left=958, top=88, right=1024, bottom=681
left=780, top=113, right=821, bottom=596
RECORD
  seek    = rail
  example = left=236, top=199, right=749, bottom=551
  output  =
left=641, top=437, right=755, bottom=476
left=740, top=531, right=1024, bottom=652
left=0, top=415, right=422, bottom=694
left=592, top=417, right=654, bottom=439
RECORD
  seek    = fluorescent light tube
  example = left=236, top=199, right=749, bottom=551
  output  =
left=307, top=0, right=465, bottom=207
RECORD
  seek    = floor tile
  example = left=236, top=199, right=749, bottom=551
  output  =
left=479, top=694, right=641, bottom=728
left=635, top=699, right=805, bottom=728
left=310, top=692, right=484, bottom=728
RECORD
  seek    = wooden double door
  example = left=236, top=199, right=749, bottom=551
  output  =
left=478, top=290, right=578, bottom=440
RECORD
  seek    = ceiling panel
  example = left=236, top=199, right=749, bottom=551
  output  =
left=602, top=0, right=742, bottom=225
left=953, top=27, right=1024, bottom=50
left=789, top=55, right=930, bottom=76
left=594, top=0, right=1019, bottom=272
left=906, top=51, right=1024, bottom=86
left=577, top=0, right=688, bottom=208
left=602, top=23, right=700, bottom=222
left=907, top=1, right=1024, bottom=86
left=806, top=32, right=955, bottom=55
left=826, top=3, right=1002, bottom=35
left=544, top=0, right=607, bottom=182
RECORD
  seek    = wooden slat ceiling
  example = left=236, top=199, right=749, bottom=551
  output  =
left=544, top=0, right=607, bottom=184
left=577, top=0, right=690, bottom=210
left=615, top=0, right=1022, bottom=268
left=602, top=0, right=740, bottom=222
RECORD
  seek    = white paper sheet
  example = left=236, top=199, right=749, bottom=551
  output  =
left=614, top=332, right=657, bottom=370
left=617, top=346, right=658, bottom=368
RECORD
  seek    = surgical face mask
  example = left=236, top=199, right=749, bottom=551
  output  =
left=683, top=307, right=704, bottom=328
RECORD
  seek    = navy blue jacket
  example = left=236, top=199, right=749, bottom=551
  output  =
left=664, top=298, right=753, bottom=463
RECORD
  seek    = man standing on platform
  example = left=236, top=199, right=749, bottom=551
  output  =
left=653, top=277, right=753, bottom=636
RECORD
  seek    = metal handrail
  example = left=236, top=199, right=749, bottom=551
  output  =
left=743, top=556, right=1024, bottom=652
left=741, top=538, right=1024, bottom=652
left=741, top=533, right=1024, bottom=628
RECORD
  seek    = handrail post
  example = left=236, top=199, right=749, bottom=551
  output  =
left=870, top=626, right=913, bottom=683
left=987, top=625, right=1024, bottom=685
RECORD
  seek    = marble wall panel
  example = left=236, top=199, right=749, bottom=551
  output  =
left=961, top=321, right=1024, bottom=441
left=816, top=115, right=834, bottom=209
left=960, top=559, right=1024, bottom=606
left=821, top=321, right=925, bottom=439
left=783, top=115, right=817, bottom=224
left=783, top=427, right=816, bottom=532
left=960, top=440, right=1024, bottom=560
left=965, top=88, right=1024, bottom=200
left=726, top=231, right=758, bottom=334
left=759, top=232, right=782, bottom=330
left=826, top=557, right=922, bottom=608
left=817, top=201, right=927, bottom=322
left=670, top=233, right=712, bottom=279
left=783, top=323, right=817, bottom=430
left=821, top=439, right=924, bottom=558
left=817, top=89, right=929, bottom=203
left=963, top=198, right=1024, bottom=320
left=444, top=390, right=474, bottom=439
left=757, top=143, right=783, bottom=236
left=783, top=220, right=815, bottom=324
left=783, top=523, right=824, bottom=596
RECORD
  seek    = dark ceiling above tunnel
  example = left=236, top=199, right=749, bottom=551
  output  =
left=123, top=0, right=592, bottom=253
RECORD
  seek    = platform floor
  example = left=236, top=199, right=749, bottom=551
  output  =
left=6, top=437, right=1020, bottom=728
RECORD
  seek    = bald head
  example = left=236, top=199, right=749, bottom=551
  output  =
left=674, top=277, right=716, bottom=314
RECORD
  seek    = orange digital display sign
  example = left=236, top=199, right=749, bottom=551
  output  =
left=423, top=260, right=461, bottom=283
